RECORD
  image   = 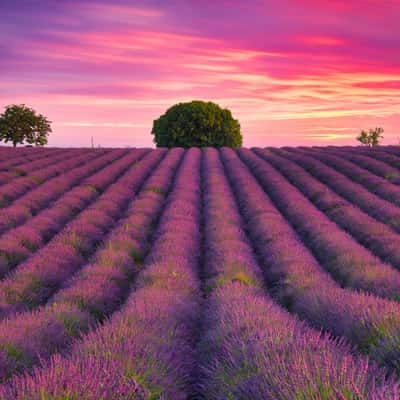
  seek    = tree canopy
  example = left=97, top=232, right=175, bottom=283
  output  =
left=357, top=127, right=384, bottom=147
left=151, top=100, right=242, bottom=148
left=0, top=104, right=52, bottom=147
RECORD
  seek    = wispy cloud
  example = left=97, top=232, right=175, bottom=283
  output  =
left=0, top=0, right=399, bottom=146
left=304, top=127, right=359, bottom=131
left=304, top=133, right=359, bottom=141
left=58, top=122, right=150, bottom=128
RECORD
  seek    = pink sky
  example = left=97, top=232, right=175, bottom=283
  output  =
left=1, top=0, right=399, bottom=147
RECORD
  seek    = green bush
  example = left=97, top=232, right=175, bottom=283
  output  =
left=357, top=127, right=384, bottom=146
left=151, top=100, right=242, bottom=148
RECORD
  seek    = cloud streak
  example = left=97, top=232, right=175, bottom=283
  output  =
left=0, top=0, right=399, bottom=146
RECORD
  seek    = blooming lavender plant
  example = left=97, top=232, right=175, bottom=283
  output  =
left=193, top=147, right=399, bottom=399
left=299, top=148, right=400, bottom=207
left=272, top=148, right=400, bottom=232
left=0, top=149, right=189, bottom=382
left=254, top=148, right=400, bottom=269
left=0, top=146, right=398, bottom=398
left=0, top=148, right=66, bottom=172
left=238, top=148, right=400, bottom=300
left=0, top=148, right=202, bottom=398
left=329, top=149, right=400, bottom=184
left=0, top=150, right=167, bottom=317
left=221, top=147, right=400, bottom=376
left=0, top=150, right=72, bottom=185
left=0, top=150, right=95, bottom=208
left=0, top=150, right=148, bottom=276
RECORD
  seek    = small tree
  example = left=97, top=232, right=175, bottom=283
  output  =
left=357, top=127, right=384, bottom=147
left=0, top=104, right=52, bottom=147
left=151, top=100, right=242, bottom=148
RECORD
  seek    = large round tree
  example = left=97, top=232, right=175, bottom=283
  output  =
left=151, top=100, right=242, bottom=148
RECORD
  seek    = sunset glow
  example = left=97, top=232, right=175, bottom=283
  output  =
left=1, top=0, right=399, bottom=147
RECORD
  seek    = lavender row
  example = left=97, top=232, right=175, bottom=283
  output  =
left=221, top=148, right=400, bottom=378
left=0, top=150, right=143, bottom=278
left=2, top=149, right=83, bottom=176
left=381, top=146, right=400, bottom=156
left=0, top=148, right=70, bottom=185
left=0, top=146, right=59, bottom=160
left=195, top=147, right=398, bottom=399
left=0, top=150, right=99, bottom=208
left=274, top=148, right=400, bottom=233
left=254, top=148, right=400, bottom=270
left=0, top=147, right=32, bottom=161
left=355, top=148, right=400, bottom=171
left=0, top=149, right=166, bottom=319
left=295, top=147, right=400, bottom=207
left=322, top=148, right=400, bottom=185
left=0, top=149, right=87, bottom=184
left=0, top=150, right=86, bottom=176
left=238, top=148, right=400, bottom=300
left=328, top=146, right=400, bottom=159
left=50, top=147, right=183, bottom=322
left=0, top=148, right=184, bottom=383
left=0, top=148, right=66, bottom=171
left=0, top=149, right=80, bottom=193
left=0, top=148, right=202, bottom=398
left=0, top=148, right=128, bottom=235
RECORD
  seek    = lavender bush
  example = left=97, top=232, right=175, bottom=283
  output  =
left=0, top=146, right=397, bottom=398
left=238, top=148, right=400, bottom=300
left=254, top=148, right=400, bottom=269
left=297, top=148, right=400, bottom=207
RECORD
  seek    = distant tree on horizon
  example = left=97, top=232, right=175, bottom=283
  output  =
left=0, top=104, right=52, bottom=147
left=357, top=127, right=384, bottom=147
left=151, top=100, right=242, bottom=148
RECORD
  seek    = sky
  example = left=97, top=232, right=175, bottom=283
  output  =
left=1, top=0, right=400, bottom=147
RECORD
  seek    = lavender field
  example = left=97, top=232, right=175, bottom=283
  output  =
left=0, top=145, right=400, bottom=399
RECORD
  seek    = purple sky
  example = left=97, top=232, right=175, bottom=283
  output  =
left=1, top=0, right=400, bottom=147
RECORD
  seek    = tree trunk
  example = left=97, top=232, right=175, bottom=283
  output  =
left=13, top=142, right=16, bottom=148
